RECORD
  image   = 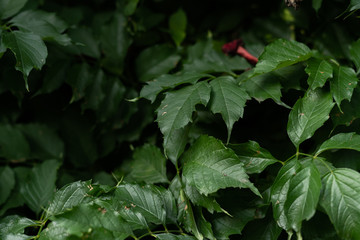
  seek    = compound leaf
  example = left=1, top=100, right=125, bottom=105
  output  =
left=320, top=168, right=360, bottom=239
left=305, top=58, right=333, bottom=90
left=287, top=89, right=335, bottom=148
left=182, top=135, right=260, bottom=197
left=209, top=76, right=250, bottom=143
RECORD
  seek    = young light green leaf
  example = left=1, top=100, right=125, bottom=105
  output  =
left=157, top=82, right=211, bottom=161
left=21, top=160, right=60, bottom=214
left=2, top=31, right=47, bottom=90
left=330, top=66, right=358, bottom=109
left=140, top=72, right=211, bottom=103
left=287, top=89, right=335, bottom=148
left=182, top=135, right=260, bottom=197
left=229, top=141, right=279, bottom=174
left=350, top=39, right=360, bottom=71
left=136, top=44, right=181, bottom=82
left=46, top=181, right=91, bottom=217
left=209, top=76, right=250, bottom=143
left=0, top=215, right=36, bottom=234
left=284, top=161, right=321, bottom=232
left=242, top=72, right=285, bottom=106
left=0, top=0, right=27, bottom=19
left=320, top=168, right=360, bottom=239
left=271, top=159, right=301, bottom=231
left=315, top=132, right=360, bottom=156
left=10, top=10, right=71, bottom=46
left=312, top=0, right=323, bottom=12
left=0, top=166, right=15, bottom=205
left=305, top=58, right=333, bottom=90
left=0, top=124, right=30, bottom=160
left=114, top=184, right=166, bottom=225
left=127, top=144, right=168, bottom=184
left=252, top=39, right=312, bottom=76
left=156, top=233, right=197, bottom=240
left=169, top=8, right=187, bottom=47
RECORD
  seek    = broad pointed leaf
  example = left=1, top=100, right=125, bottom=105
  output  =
left=348, top=0, right=360, bottom=11
left=287, top=89, right=335, bottom=148
left=182, top=135, right=260, bottom=196
left=271, top=159, right=301, bottom=230
left=209, top=76, right=250, bottom=143
left=164, top=126, right=189, bottom=166
left=66, top=63, right=91, bottom=103
left=0, top=215, right=36, bottom=234
left=241, top=215, right=282, bottom=240
left=114, top=184, right=166, bottom=225
left=0, top=0, right=27, bottom=19
left=0, top=166, right=15, bottom=205
left=284, top=161, right=321, bottom=232
left=10, top=10, right=71, bottom=46
left=305, top=58, right=333, bottom=90
left=2, top=31, right=47, bottom=89
left=312, top=0, right=323, bottom=12
left=127, top=144, right=168, bottom=184
left=330, top=66, right=358, bottom=109
left=118, top=208, right=149, bottom=229
left=153, top=186, right=178, bottom=224
left=20, top=160, right=60, bottom=214
left=195, top=207, right=216, bottom=240
left=46, top=181, right=91, bottom=217
left=140, top=72, right=210, bottom=103
left=315, top=132, right=360, bottom=156
left=229, top=141, right=279, bottom=174
left=252, top=39, right=312, bottom=76
left=169, top=8, right=187, bottom=47
left=157, top=82, right=211, bottom=163
left=156, top=233, right=196, bottom=240
left=350, top=39, right=360, bottom=71
left=320, top=168, right=360, bottom=239
left=0, top=125, right=30, bottom=160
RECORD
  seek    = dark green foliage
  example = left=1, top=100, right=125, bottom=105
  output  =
left=0, top=0, right=360, bottom=239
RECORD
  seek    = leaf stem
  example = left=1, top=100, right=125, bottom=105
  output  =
left=316, top=157, right=333, bottom=174
left=296, top=232, right=303, bottom=240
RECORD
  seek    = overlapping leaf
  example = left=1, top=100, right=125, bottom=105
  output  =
left=229, top=141, right=279, bottom=174
left=0, top=215, right=36, bottom=235
left=0, top=166, right=15, bottom=205
left=157, top=233, right=197, bottom=240
left=0, top=0, right=28, bottom=19
left=287, top=89, right=335, bottom=148
left=209, top=76, right=250, bottom=143
left=320, top=168, right=360, bottom=239
left=2, top=31, right=47, bottom=89
left=157, top=82, right=211, bottom=164
left=305, top=58, right=333, bottom=90
left=315, top=132, right=360, bottom=156
left=347, top=0, right=360, bottom=11
left=0, top=125, right=30, bottom=160
left=330, top=66, right=358, bottom=109
left=252, top=39, right=312, bottom=76
left=350, top=39, right=360, bottom=71
left=182, top=135, right=260, bottom=196
left=127, top=144, right=168, bottom=184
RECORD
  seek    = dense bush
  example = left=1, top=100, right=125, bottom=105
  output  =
left=1, top=0, right=360, bottom=239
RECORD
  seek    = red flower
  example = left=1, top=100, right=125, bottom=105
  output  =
left=222, top=39, right=258, bottom=65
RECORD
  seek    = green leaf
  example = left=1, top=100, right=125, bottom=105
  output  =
left=241, top=215, right=282, bottom=240
left=195, top=208, right=216, bottom=240
left=228, top=141, right=279, bottom=174
left=330, top=66, right=358, bottom=109
left=123, top=0, right=139, bottom=16
left=320, top=168, right=360, bottom=239
left=252, top=39, right=312, bottom=77
left=153, top=186, right=178, bottom=224
left=348, top=0, right=360, bottom=11
left=312, top=0, right=323, bottom=12
left=0, top=124, right=30, bottom=160
left=157, top=82, right=211, bottom=164
left=182, top=135, right=260, bottom=196
left=169, top=8, right=187, bottom=46
left=68, top=27, right=100, bottom=58
left=287, top=89, right=335, bottom=148
left=136, top=44, right=181, bottom=82
left=10, top=10, right=71, bottom=46
left=82, top=69, right=106, bottom=111
left=156, top=233, right=196, bottom=240
left=46, top=181, right=91, bottom=217
left=0, top=0, right=27, bottom=19
left=209, top=76, right=250, bottom=143
left=2, top=31, right=47, bottom=90
left=127, top=144, right=168, bottom=184
left=350, top=39, right=360, bottom=71
left=242, top=72, right=285, bottom=106
left=140, top=72, right=211, bottom=103
left=305, top=58, right=333, bottom=90
left=118, top=207, right=149, bottom=229
left=0, top=215, right=36, bottom=234
left=315, top=132, right=360, bottom=156
left=164, top=126, right=190, bottom=166
left=100, top=13, right=132, bottom=75
left=19, top=123, right=64, bottom=160
left=284, top=160, right=321, bottom=232
left=39, top=60, right=69, bottom=94
left=0, top=166, right=15, bottom=205
left=114, top=183, right=166, bottom=225
left=66, top=63, right=91, bottom=103
left=20, top=160, right=60, bottom=214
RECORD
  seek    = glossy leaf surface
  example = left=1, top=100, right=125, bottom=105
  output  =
left=305, top=58, right=333, bottom=90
